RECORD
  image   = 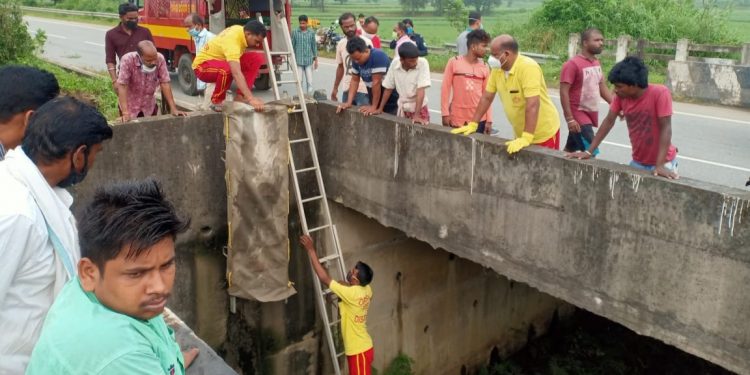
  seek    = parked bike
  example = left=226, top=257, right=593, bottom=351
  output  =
left=316, top=21, right=342, bottom=52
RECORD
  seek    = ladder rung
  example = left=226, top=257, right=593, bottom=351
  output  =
left=270, top=51, right=291, bottom=56
left=295, top=166, right=318, bottom=173
left=289, top=108, right=304, bottom=113
left=308, top=224, right=330, bottom=233
left=301, top=195, right=323, bottom=204
left=320, top=253, right=340, bottom=263
left=276, top=80, right=298, bottom=84
left=336, top=352, right=346, bottom=358
left=329, top=319, right=340, bottom=326
left=290, top=138, right=310, bottom=144
left=323, top=288, right=332, bottom=295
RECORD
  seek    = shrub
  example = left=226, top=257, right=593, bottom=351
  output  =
left=383, top=353, right=415, bottom=375
left=0, top=0, right=46, bottom=64
left=499, top=0, right=737, bottom=54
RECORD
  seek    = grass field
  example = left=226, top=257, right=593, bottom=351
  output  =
left=291, top=1, right=541, bottom=46
left=728, top=6, right=750, bottom=41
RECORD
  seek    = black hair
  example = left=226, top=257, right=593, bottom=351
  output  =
left=468, top=11, right=482, bottom=25
left=22, top=96, right=113, bottom=164
left=398, top=42, right=419, bottom=59
left=78, top=178, right=190, bottom=272
left=338, top=12, right=355, bottom=26
left=298, top=14, right=308, bottom=22
left=395, top=22, right=408, bottom=33
left=466, top=29, right=490, bottom=50
left=0, top=65, right=60, bottom=123
left=581, top=27, right=603, bottom=44
left=346, top=37, right=369, bottom=54
left=608, top=56, right=648, bottom=88
left=244, top=19, right=267, bottom=37
left=189, top=12, right=205, bottom=26
left=358, top=13, right=366, bottom=18
left=499, top=36, right=519, bottom=53
left=364, top=16, right=379, bottom=26
left=118, top=2, right=138, bottom=16
left=355, top=261, right=373, bottom=286
left=402, top=18, right=414, bottom=27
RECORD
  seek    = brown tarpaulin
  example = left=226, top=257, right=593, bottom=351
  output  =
left=224, top=103, right=296, bottom=301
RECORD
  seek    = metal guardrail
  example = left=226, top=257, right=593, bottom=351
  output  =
left=21, top=6, right=119, bottom=19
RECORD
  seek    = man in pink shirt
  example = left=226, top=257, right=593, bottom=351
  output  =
left=441, top=29, right=493, bottom=134
left=569, top=57, right=679, bottom=179
left=560, top=28, right=613, bottom=153
left=116, top=41, right=185, bottom=122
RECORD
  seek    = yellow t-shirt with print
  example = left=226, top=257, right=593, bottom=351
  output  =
left=486, top=55, right=560, bottom=143
left=192, top=25, right=248, bottom=68
left=330, top=280, right=373, bottom=356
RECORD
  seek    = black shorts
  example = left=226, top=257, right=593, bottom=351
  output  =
left=564, top=124, right=595, bottom=152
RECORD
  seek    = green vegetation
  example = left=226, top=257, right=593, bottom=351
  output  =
left=22, top=0, right=121, bottom=13
left=1, top=1, right=46, bottom=64
left=21, top=57, right=120, bottom=119
left=382, top=353, right=415, bottom=375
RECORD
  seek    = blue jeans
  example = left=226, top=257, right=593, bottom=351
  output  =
left=342, top=91, right=370, bottom=106
left=630, top=159, right=679, bottom=173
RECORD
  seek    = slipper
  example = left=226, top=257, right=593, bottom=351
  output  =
left=209, top=103, right=223, bottom=112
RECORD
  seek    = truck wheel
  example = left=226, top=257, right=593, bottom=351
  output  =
left=255, top=73, right=271, bottom=91
left=178, top=54, right=198, bottom=96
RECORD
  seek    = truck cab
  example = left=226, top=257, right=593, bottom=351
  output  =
left=136, top=0, right=291, bottom=95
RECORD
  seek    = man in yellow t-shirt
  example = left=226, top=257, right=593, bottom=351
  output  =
left=300, top=235, right=374, bottom=375
left=453, top=34, right=561, bottom=154
left=192, top=20, right=266, bottom=112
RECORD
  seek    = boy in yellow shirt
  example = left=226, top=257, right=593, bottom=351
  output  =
left=300, top=235, right=374, bottom=375
left=192, top=20, right=266, bottom=112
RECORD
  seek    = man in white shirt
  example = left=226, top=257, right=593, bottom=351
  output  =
left=0, top=66, right=60, bottom=161
left=0, top=96, right=112, bottom=374
left=380, top=43, right=431, bottom=124
left=331, top=12, right=372, bottom=106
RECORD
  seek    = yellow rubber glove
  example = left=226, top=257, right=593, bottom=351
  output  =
left=450, top=121, right=478, bottom=136
left=505, top=132, right=534, bottom=154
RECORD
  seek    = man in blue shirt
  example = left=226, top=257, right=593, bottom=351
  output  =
left=26, top=179, right=199, bottom=375
left=184, top=13, right=216, bottom=92
left=337, top=37, right=399, bottom=116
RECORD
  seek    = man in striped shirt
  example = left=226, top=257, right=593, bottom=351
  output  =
left=292, top=15, right=318, bottom=94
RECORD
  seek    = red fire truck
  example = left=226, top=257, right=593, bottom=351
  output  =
left=135, top=0, right=292, bottom=95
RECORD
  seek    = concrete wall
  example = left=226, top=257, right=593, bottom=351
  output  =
left=68, top=109, right=575, bottom=374
left=310, top=102, right=750, bottom=374
left=667, top=60, right=750, bottom=108
left=328, top=203, right=573, bottom=373
left=70, top=112, right=234, bottom=373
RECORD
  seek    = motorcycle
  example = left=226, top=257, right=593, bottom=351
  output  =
left=316, top=21, right=342, bottom=52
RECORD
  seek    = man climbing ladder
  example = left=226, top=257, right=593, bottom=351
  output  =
left=300, top=235, right=375, bottom=375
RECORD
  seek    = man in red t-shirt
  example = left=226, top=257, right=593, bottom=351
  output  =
left=560, top=28, right=613, bottom=154
left=569, top=56, right=679, bottom=179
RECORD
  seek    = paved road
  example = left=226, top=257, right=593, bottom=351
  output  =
left=26, top=16, right=750, bottom=188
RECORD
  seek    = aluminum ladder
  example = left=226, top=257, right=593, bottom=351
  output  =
left=257, top=10, right=347, bottom=375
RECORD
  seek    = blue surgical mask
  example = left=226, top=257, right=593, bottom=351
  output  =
left=406, top=26, right=413, bottom=35
left=188, top=27, right=200, bottom=37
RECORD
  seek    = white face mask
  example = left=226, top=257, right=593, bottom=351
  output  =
left=487, top=56, right=501, bottom=70
left=139, top=55, right=157, bottom=74
left=488, top=54, right=509, bottom=71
